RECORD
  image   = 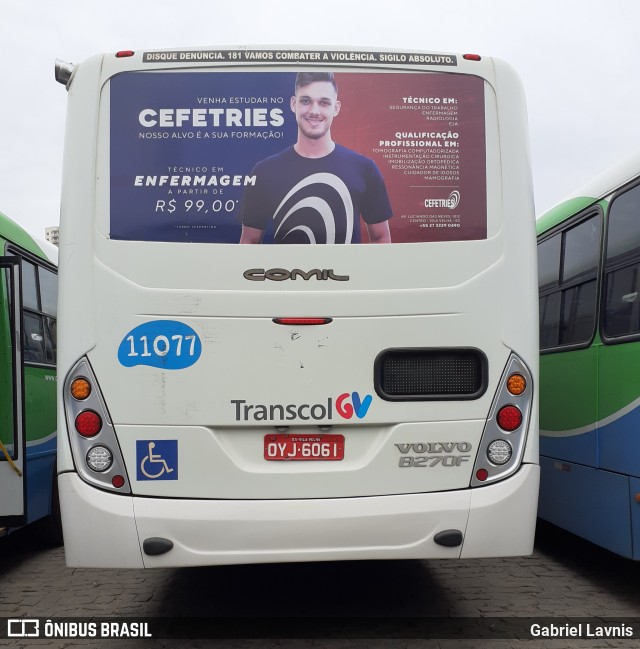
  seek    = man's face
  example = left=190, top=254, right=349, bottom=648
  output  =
left=291, top=81, right=341, bottom=140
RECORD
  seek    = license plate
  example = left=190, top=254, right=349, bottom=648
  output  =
left=264, top=433, right=345, bottom=461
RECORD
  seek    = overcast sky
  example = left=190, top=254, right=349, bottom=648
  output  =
left=1, top=0, right=638, bottom=239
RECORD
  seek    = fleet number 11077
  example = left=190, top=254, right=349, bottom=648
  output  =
left=125, top=334, right=197, bottom=358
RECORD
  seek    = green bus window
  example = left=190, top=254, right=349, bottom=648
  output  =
left=604, top=263, right=640, bottom=337
left=17, top=258, right=58, bottom=366
left=560, top=280, right=597, bottom=345
left=537, top=235, right=561, bottom=290
left=538, top=213, right=600, bottom=350
left=39, top=267, right=58, bottom=316
left=604, top=184, right=640, bottom=338
left=539, top=292, right=561, bottom=348
left=44, top=317, right=57, bottom=364
left=606, top=185, right=640, bottom=261
left=562, top=217, right=599, bottom=283
left=21, top=260, right=38, bottom=311
left=23, top=311, right=45, bottom=364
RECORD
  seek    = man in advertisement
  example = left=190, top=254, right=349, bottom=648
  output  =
left=238, top=72, right=393, bottom=244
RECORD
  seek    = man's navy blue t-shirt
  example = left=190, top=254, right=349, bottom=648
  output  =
left=238, top=144, right=393, bottom=243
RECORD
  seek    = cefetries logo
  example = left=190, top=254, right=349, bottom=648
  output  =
left=424, top=190, right=461, bottom=210
left=447, top=190, right=461, bottom=209
left=231, top=391, right=373, bottom=422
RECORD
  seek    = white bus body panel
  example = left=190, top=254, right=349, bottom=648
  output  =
left=60, top=464, right=538, bottom=568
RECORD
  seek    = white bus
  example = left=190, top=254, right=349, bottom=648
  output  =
left=55, top=46, right=538, bottom=568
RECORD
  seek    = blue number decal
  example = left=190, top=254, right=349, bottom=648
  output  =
left=118, top=320, right=202, bottom=369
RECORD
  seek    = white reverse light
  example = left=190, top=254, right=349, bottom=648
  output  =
left=487, top=439, right=512, bottom=466
left=86, top=446, right=114, bottom=472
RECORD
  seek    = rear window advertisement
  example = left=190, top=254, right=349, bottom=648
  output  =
left=110, top=71, right=486, bottom=244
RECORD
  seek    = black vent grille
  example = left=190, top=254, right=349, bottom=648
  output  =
left=376, top=349, right=487, bottom=400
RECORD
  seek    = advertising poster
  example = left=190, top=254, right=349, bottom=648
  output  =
left=110, top=68, right=486, bottom=244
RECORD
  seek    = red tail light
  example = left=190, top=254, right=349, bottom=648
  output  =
left=75, top=410, right=102, bottom=437
left=496, top=405, right=522, bottom=432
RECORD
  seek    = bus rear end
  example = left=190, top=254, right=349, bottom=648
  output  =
left=56, top=47, right=538, bottom=568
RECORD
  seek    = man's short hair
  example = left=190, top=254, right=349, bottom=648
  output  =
left=295, top=72, right=338, bottom=95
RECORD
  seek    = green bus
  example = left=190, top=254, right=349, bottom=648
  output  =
left=0, top=210, right=59, bottom=543
left=537, top=151, right=640, bottom=559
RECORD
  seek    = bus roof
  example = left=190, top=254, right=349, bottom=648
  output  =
left=0, top=210, right=57, bottom=264
left=537, top=149, right=640, bottom=236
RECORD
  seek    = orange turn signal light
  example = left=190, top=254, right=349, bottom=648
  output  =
left=71, top=378, right=91, bottom=400
left=507, top=374, right=526, bottom=396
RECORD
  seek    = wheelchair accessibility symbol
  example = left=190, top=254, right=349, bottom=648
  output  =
left=136, top=440, right=178, bottom=481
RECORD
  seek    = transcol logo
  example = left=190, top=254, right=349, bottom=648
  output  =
left=336, top=392, right=373, bottom=419
left=231, top=391, right=373, bottom=422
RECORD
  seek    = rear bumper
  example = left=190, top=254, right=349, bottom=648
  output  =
left=59, top=464, right=539, bottom=568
